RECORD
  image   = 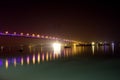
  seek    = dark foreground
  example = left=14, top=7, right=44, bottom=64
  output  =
left=0, top=55, right=120, bottom=80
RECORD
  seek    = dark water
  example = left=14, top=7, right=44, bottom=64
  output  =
left=0, top=44, right=120, bottom=80
left=0, top=44, right=120, bottom=68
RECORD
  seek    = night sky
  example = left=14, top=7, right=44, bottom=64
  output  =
left=0, top=1, right=120, bottom=42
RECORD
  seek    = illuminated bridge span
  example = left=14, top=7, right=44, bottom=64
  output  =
left=0, top=31, right=78, bottom=43
left=0, top=31, right=82, bottom=55
left=0, top=31, right=114, bottom=46
left=0, top=31, right=83, bottom=49
left=0, top=31, right=115, bottom=55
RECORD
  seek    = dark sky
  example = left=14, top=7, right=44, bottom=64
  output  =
left=0, top=1, right=120, bottom=42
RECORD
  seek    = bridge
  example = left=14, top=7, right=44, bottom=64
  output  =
left=0, top=31, right=82, bottom=54
left=0, top=31, right=115, bottom=47
left=0, top=31, right=80, bottom=45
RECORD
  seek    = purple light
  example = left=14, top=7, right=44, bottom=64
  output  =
left=0, top=59, right=3, bottom=67
left=0, top=32, right=3, bottom=35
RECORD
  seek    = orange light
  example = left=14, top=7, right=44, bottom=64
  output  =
left=46, top=53, right=49, bottom=61
left=32, top=34, right=35, bottom=37
left=5, top=59, right=8, bottom=69
left=32, top=54, right=35, bottom=64
left=37, top=53, right=40, bottom=63
left=21, top=57, right=24, bottom=66
left=45, top=36, right=48, bottom=38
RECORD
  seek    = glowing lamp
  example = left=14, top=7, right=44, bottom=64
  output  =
left=32, top=34, right=35, bottom=37
left=26, top=33, right=29, bottom=36
left=20, top=33, right=23, bottom=35
left=92, top=42, right=95, bottom=46
left=37, top=34, right=40, bottom=38
left=45, top=36, right=48, bottom=38
left=5, top=31, right=8, bottom=34
left=53, top=42, right=61, bottom=54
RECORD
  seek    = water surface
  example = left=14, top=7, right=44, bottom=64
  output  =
left=0, top=44, right=120, bottom=80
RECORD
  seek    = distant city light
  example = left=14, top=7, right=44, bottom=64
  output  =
left=92, top=42, right=95, bottom=46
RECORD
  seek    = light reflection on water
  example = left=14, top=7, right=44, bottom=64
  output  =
left=111, top=43, right=115, bottom=53
left=37, top=53, right=40, bottom=63
left=0, top=44, right=119, bottom=69
left=27, top=56, right=30, bottom=65
left=5, top=59, right=8, bottom=69
left=92, top=45, right=95, bottom=55
left=21, top=57, right=24, bottom=66
left=13, top=58, right=16, bottom=67
left=32, top=54, right=35, bottom=64
left=3, top=53, right=62, bottom=69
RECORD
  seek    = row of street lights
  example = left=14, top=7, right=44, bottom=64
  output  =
left=2, top=31, right=77, bottom=43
